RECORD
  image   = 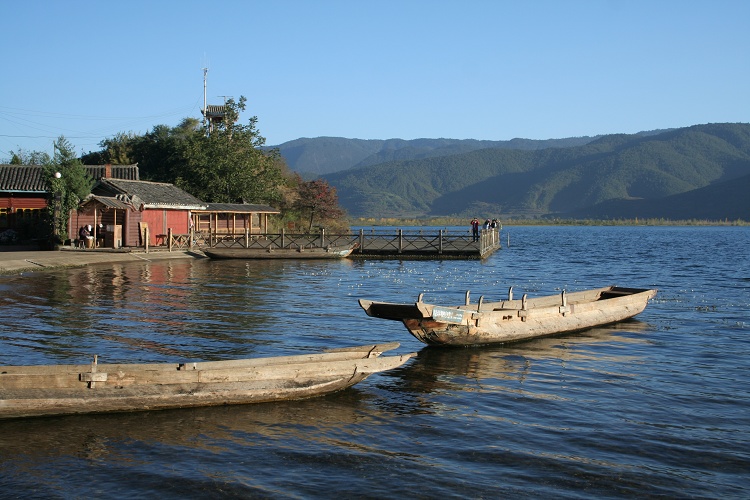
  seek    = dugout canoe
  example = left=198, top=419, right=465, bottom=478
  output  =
left=0, top=343, right=415, bottom=419
left=203, top=243, right=356, bottom=260
left=359, top=286, right=657, bottom=346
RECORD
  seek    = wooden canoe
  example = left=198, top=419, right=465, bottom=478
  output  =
left=0, top=343, right=415, bottom=419
left=359, top=286, right=657, bottom=346
left=203, top=243, right=356, bottom=260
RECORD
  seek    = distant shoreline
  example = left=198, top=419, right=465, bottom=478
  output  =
left=352, top=217, right=748, bottom=227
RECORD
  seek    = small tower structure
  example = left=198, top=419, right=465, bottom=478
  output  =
left=200, top=68, right=227, bottom=136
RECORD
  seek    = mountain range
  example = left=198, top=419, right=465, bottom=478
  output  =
left=271, top=123, right=750, bottom=221
left=277, top=135, right=606, bottom=176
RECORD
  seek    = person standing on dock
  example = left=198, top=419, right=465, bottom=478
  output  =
left=471, top=218, right=480, bottom=242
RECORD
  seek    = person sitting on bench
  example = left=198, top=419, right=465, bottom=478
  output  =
left=79, top=225, right=94, bottom=248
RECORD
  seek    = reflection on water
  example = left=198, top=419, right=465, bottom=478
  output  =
left=0, top=392, right=378, bottom=459
left=383, top=321, right=653, bottom=414
left=1, top=258, right=364, bottom=365
left=0, top=319, right=659, bottom=491
left=1, top=226, right=749, bottom=498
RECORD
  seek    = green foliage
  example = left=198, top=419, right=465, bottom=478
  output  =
left=81, top=119, right=205, bottom=183
left=11, top=103, right=353, bottom=237
left=83, top=99, right=285, bottom=206
left=45, top=136, right=95, bottom=243
left=131, top=121, right=203, bottom=182
left=6, top=149, right=51, bottom=166
left=175, top=98, right=284, bottom=204
left=97, top=132, right=138, bottom=164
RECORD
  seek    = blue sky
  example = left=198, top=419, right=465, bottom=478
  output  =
left=1, top=0, right=748, bottom=160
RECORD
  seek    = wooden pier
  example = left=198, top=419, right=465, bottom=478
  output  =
left=343, top=228, right=500, bottom=259
left=181, top=228, right=501, bottom=260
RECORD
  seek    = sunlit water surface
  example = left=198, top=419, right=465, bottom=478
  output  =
left=1, top=226, right=748, bottom=498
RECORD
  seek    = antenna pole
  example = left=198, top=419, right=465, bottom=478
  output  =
left=202, top=67, right=208, bottom=130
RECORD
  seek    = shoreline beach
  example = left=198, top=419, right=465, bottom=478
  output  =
left=0, top=248, right=205, bottom=275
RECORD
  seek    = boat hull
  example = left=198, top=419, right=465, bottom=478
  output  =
left=0, top=343, right=415, bottom=419
left=359, top=286, right=657, bottom=346
left=203, top=244, right=354, bottom=260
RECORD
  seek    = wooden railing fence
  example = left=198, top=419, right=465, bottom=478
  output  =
left=161, top=227, right=501, bottom=259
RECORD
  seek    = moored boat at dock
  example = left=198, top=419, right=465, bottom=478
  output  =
left=203, top=243, right=357, bottom=260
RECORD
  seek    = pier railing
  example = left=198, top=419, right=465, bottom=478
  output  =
left=344, top=228, right=499, bottom=258
left=166, top=227, right=501, bottom=259
left=208, top=229, right=332, bottom=251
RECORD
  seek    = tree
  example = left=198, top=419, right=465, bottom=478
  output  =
left=130, top=123, right=189, bottom=182
left=81, top=98, right=284, bottom=206
left=45, top=136, right=94, bottom=244
left=176, top=97, right=284, bottom=205
left=6, top=149, right=51, bottom=165
left=293, top=175, right=346, bottom=231
left=80, top=119, right=203, bottom=182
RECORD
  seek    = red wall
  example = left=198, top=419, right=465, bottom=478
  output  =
left=68, top=205, right=191, bottom=247
left=140, top=209, right=191, bottom=246
left=0, top=194, right=48, bottom=210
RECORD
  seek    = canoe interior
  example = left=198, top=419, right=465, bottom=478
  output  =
left=477, top=286, right=656, bottom=312
left=360, top=286, right=656, bottom=320
left=0, top=342, right=403, bottom=379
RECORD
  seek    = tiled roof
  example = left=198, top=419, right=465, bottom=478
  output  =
left=200, top=203, right=280, bottom=214
left=83, top=195, right=133, bottom=210
left=95, top=179, right=207, bottom=210
left=0, top=165, right=46, bottom=192
left=0, top=164, right=139, bottom=192
left=84, top=164, right=139, bottom=181
left=203, top=105, right=226, bottom=118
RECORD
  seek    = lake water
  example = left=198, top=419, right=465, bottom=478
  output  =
left=1, top=226, right=748, bottom=498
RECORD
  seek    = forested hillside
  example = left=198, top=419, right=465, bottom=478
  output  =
left=321, top=123, right=750, bottom=220
left=273, top=136, right=601, bottom=176
left=566, top=173, right=750, bottom=221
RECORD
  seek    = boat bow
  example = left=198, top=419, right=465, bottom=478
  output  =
left=358, top=299, right=432, bottom=321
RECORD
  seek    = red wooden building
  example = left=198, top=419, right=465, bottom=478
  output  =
left=73, top=179, right=207, bottom=248
left=0, top=164, right=138, bottom=243
left=1, top=163, right=282, bottom=250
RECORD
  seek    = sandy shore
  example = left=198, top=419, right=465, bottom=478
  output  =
left=0, top=247, right=206, bottom=275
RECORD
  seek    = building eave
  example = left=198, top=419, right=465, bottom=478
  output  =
left=142, top=203, right=208, bottom=211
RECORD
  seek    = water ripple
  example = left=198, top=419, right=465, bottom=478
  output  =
left=1, top=226, right=749, bottom=498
